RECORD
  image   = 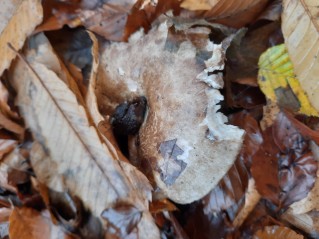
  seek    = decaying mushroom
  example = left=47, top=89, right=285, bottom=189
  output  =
left=96, top=20, right=244, bottom=204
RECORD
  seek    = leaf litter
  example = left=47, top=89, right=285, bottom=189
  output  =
left=0, top=0, right=318, bottom=238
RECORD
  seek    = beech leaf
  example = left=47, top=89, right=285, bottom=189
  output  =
left=9, top=34, right=159, bottom=238
left=282, top=0, right=319, bottom=112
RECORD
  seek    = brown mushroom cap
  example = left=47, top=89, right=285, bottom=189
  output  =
left=96, top=21, right=244, bottom=203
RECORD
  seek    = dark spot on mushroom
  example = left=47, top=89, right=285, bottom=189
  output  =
left=111, top=96, right=147, bottom=157
left=111, top=96, right=147, bottom=136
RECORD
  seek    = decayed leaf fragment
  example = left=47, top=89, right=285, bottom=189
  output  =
left=0, top=0, right=43, bottom=76
left=9, top=34, right=159, bottom=238
left=96, top=20, right=244, bottom=204
left=282, top=0, right=319, bottom=112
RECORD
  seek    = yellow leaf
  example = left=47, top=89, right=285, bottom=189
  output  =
left=258, top=44, right=318, bottom=116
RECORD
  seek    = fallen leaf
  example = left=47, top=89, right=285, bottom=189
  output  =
left=281, top=208, right=319, bottom=238
left=229, top=111, right=263, bottom=168
left=226, top=21, right=282, bottom=87
left=0, top=148, right=31, bottom=195
left=25, top=32, right=86, bottom=107
left=78, top=0, right=137, bottom=41
left=153, top=211, right=188, bottom=239
left=253, top=225, right=303, bottom=239
left=181, top=0, right=220, bottom=11
left=180, top=0, right=270, bottom=28
left=0, top=139, right=17, bottom=160
left=251, top=111, right=318, bottom=208
left=228, top=83, right=266, bottom=109
left=149, top=199, right=177, bottom=214
left=288, top=142, right=319, bottom=216
left=256, top=0, right=282, bottom=22
left=281, top=0, right=319, bottom=112
left=0, top=80, right=19, bottom=121
left=9, top=207, right=73, bottom=239
left=258, top=44, right=318, bottom=116
left=0, top=112, right=24, bottom=138
left=202, top=157, right=249, bottom=221
left=9, top=36, right=159, bottom=238
left=101, top=202, right=142, bottom=238
left=181, top=202, right=232, bottom=239
left=0, top=0, right=43, bottom=76
left=96, top=20, right=244, bottom=204
left=39, top=0, right=182, bottom=41
left=37, top=0, right=81, bottom=33
left=236, top=199, right=284, bottom=238
left=233, top=178, right=261, bottom=228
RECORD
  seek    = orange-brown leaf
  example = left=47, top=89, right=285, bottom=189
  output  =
left=9, top=208, right=74, bottom=239
left=181, top=0, right=270, bottom=28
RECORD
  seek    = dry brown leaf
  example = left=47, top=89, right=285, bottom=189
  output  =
left=289, top=142, right=319, bottom=214
left=282, top=209, right=319, bottom=238
left=9, top=35, right=159, bottom=238
left=9, top=207, right=73, bottom=239
left=0, top=139, right=17, bottom=160
left=202, top=157, right=249, bottom=221
left=0, top=0, right=43, bottom=76
left=79, top=0, right=138, bottom=41
left=181, top=0, right=220, bottom=11
left=180, top=0, right=269, bottom=28
left=0, top=80, right=19, bottom=120
left=281, top=0, right=319, bottom=112
left=0, top=148, right=30, bottom=194
left=253, top=225, right=303, bottom=239
left=39, top=0, right=182, bottom=41
left=96, top=20, right=244, bottom=204
left=0, top=112, right=24, bottom=138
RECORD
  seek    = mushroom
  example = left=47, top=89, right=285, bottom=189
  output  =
left=96, top=20, right=244, bottom=203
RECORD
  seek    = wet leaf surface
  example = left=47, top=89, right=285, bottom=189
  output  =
left=251, top=111, right=318, bottom=209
